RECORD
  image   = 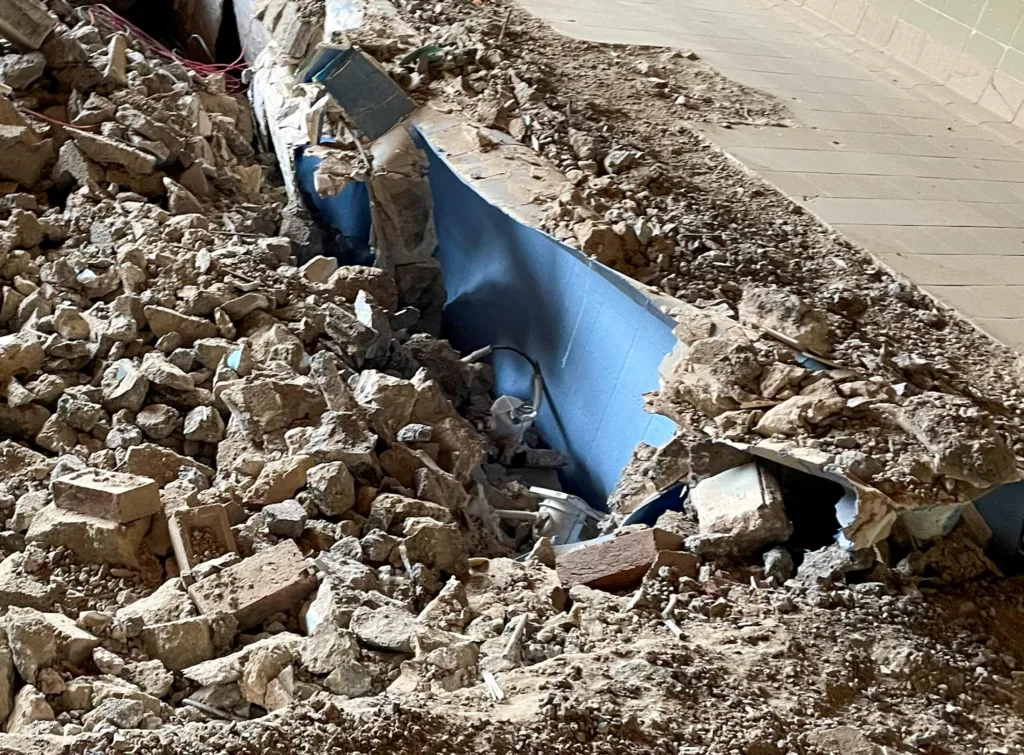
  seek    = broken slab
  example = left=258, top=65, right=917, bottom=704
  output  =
left=0, top=0, right=57, bottom=53
left=26, top=505, right=150, bottom=568
left=167, top=504, right=237, bottom=576
left=139, top=616, right=214, bottom=671
left=115, top=578, right=197, bottom=627
left=122, top=443, right=213, bottom=486
left=187, top=541, right=316, bottom=630
left=143, top=306, right=217, bottom=344
left=894, top=393, right=1020, bottom=488
left=4, top=607, right=99, bottom=685
left=51, top=469, right=159, bottom=523
left=555, top=528, right=685, bottom=591
left=349, top=604, right=417, bottom=653
left=71, top=131, right=158, bottom=175
left=689, top=463, right=792, bottom=555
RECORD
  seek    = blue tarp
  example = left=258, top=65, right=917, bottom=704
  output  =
left=295, top=136, right=679, bottom=505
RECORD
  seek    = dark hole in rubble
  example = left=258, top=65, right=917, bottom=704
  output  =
left=760, top=460, right=843, bottom=556
left=124, top=0, right=244, bottom=68
left=215, top=0, right=243, bottom=66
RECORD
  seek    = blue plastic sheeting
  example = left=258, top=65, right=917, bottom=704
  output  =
left=294, top=153, right=374, bottom=266
left=975, top=481, right=1024, bottom=567
left=295, top=138, right=680, bottom=505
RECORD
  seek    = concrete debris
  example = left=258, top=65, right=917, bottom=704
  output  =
left=0, top=0, right=1014, bottom=748
left=689, top=463, right=792, bottom=555
left=263, top=499, right=308, bottom=538
left=4, top=685, right=53, bottom=734
left=51, top=469, right=159, bottom=523
left=555, top=528, right=689, bottom=590
left=187, top=541, right=316, bottom=630
left=738, top=286, right=832, bottom=355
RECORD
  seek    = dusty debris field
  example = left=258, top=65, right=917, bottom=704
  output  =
left=0, top=0, right=1023, bottom=754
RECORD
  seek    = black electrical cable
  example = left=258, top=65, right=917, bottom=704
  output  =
left=489, top=345, right=541, bottom=375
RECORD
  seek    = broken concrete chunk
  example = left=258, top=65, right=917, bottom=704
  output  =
left=325, top=660, right=373, bottom=698
left=4, top=685, right=53, bottom=734
left=555, top=528, right=685, bottom=591
left=240, top=641, right=294, bottom=708
left=122, top=443, right=213, bottom=486
left=26, top=505, right=150, bottom=567
left=264, top=500, right=307, bottom=539
left=187, top=541, right=316, bottom=630
left=690, top=463, right=792, bottom=555
left=72, top=131, right=158, bottom=175
left=367, top=493, right=452, bottom=534
left=738, top=286, right=832, bottom=355
left=306, top=461, right=355, bottom=517
left=895, top=393, right=1019, bottom=488
left=349, top=605, right=416, bottom=653
left=795, top=543, right=875, bottom=586
left=302, top=626, right=360, bottom=676
left=141, top=351, right=194, bottom=392
left=81, top=697, right=144, bottom=729
left=183, top=406, right=224, bottom=443
left=245, top=455, right=313, bottom=506
left=4, top=607, right=99, bottom=685
left=102, top=361, right=150, bottom=413
left=353, top=370, right=418, bottom=442
left=402, top=518, right=469, bottom=577
left=754, top=394, right=845, bottom=437
left=139, top=616, right=214, bottom=671
left=137, top=404, right=179, bottom=440
left=0, top=52, right=46, bottom=90
left=115, top=578, right=197, bottom=627
left=51, top=469, right=159, bottom=523
left=0, top=332, right=44, bottom=385
left=299, top=256, right=339, bottom=283
left=143, top=306, right=217, bottom=344
left=163, top=178, right=203, bottom=215
left=0, top=553, right=63, bottom=610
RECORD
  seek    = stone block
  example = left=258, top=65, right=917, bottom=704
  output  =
left=26, top=505, right=150, bottom=568
left=690, top=463, right=792, bottom=554
left=555, top=528, right=684, bottom=591
left=139, top=616, right=214, bottom=671
left=167, top=504, right=237, bottom=577
left=122, top=443, right=213, bottom=486
left=187, top=541, right=316, bottom=630
left=51, top=469, right=159, bottom=523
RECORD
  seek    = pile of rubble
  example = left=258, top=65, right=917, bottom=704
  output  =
left=276, top=0, right=1024, bottom=533
left=0, top=2, right=595, bottom=742
left=0, top=0, right=1022, bottom=752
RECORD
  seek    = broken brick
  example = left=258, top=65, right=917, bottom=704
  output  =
left=51, top=469, right=160, bottom=523
left=555, top=528, right=685, bottom=591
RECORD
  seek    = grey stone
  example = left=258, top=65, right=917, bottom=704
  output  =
left=264, top=500, right=308, bottom=539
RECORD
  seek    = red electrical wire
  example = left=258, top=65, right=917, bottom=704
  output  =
left=85, top=3, right=251, bottom=93
left=20, top=108, right=99, bottom=131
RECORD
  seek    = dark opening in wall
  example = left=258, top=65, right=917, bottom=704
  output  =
left=216, top=0, right=242, bottom=66
left=121, top=0, right=243, bottom=68
left=761, top=460, right=844, bottom=554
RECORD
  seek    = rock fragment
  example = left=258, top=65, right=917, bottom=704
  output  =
left=51, top=469, right=159, bottom=523
left=555, top=528, right=686, bottom=590
left=187, top=541, right=316, bottom=630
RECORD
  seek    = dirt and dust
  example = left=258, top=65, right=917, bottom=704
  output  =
left=1, top=0, right=1024, bottom=753
left=337, top=0, right=1024, bottom=511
